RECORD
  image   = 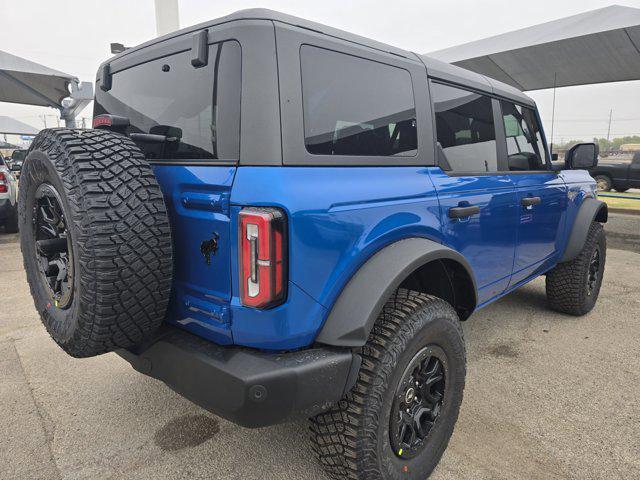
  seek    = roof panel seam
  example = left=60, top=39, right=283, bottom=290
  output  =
left=624, top=28, right=640, bottom=57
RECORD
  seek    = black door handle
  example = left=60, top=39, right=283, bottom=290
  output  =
left=521, top=196, right=541, bottom=207
left=449, top=205, right=480, bottom=219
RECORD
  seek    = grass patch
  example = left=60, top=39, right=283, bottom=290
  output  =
left=601, top=196, right=640, bottom=211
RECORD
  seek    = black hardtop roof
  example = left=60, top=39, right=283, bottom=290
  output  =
left=100, top=8, right=534, bottom=106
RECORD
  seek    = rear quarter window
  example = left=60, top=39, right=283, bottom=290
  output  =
left=94, top=40, right=241, bottom=162
left=300, top=45, right=417, bottom=158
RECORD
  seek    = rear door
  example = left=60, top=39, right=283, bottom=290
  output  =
left=94, top=28, right=245, bottom=344
left=498, top=100, right=567, bottom=286
left=428, top=81, right=518, bottom=305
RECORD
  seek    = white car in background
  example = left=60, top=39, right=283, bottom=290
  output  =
left=0, top=154, right=19, bottom=233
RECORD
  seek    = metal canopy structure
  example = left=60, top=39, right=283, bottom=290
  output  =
left=428, top=5, right=640, bottom=91
left=0, top=116, right=39, bottom=136
left=0, top=50, right=75, bottom=107
left=0, top=50, right=93, bottom=126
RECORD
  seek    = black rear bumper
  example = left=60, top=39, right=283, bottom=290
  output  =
left=0, top=198, right=14, bottom=220
left=117, top=327, right=360, bottom=428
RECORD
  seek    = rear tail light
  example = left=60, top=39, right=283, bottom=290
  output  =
left=238, top=207, right=287, bottom=308
left=0, top=173, right=7, bottom=193
left=92, top=114, right=130, bottom=130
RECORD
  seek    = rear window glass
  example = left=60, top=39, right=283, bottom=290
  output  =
left=300, top=45, right=417, bottom=157
left=94, top=40, right=241, bottom=161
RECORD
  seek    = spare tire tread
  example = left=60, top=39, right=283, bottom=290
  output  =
left=20, top=128, right=173, bottom=357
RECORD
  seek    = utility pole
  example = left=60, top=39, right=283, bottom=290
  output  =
left=606, top=109, right=613, bottom=153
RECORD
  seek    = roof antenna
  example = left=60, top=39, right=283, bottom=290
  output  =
left=550, top=72, right=557, bottom=155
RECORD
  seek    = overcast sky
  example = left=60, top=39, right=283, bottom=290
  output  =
left=1, top=0, right=639, bottom=142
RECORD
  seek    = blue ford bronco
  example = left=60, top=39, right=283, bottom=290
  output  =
left=19, top=9, right=608, bottom=480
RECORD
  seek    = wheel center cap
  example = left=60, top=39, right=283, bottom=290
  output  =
left=405, top=387, right=415, bottom=403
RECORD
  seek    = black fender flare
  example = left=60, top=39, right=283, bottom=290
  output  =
left=315, top=238, right=477, bottom=348
left=560, top=197, right=608, bottom=263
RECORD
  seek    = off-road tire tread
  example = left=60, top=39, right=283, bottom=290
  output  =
left=546, top=221, right=605, bottom=316
left=309, top=290, right=464, bottom=480
left=20, top=128, right=173, bottom=357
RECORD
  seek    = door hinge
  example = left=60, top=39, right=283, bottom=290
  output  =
left=180, top=191, right=230, bottom=215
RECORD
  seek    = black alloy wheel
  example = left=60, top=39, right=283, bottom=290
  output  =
left=32, top=183, right=74, bottom=309
left=390, top=346, right=447, bottom=459
left=587, top=246, right=601, bottom=296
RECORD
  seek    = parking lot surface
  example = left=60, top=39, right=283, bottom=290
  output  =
left=1, top=231, right=638, bottom=480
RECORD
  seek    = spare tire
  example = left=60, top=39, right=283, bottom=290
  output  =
left=19, top=129, right=173, bottom=358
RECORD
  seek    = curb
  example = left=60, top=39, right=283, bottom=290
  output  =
left=607, top=207, right=640, bottom=216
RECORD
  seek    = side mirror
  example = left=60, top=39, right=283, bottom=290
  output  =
left=565, top=143, right=599, bottom=170
left=551, top=153, right=559, bottom=161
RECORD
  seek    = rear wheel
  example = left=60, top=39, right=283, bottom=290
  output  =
left=594, top=175, right=612, bottom=192
left=310, top=290, right=466, bottom=480
left=614, top=187, right=629, bottom=193
left=19, top=128, right=173, bottom=357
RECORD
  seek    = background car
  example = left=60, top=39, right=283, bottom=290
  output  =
left=0, top=154, right=19, bottom=233
left=589, top=151, right=640, bottom=191
left=9, top=149, right=27, bottom=179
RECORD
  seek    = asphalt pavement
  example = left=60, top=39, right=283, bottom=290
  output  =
left=1, top=220, right=639, bottom=479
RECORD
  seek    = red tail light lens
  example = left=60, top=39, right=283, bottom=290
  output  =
left=238, top=207, right=287, bottom=308
left=92, top=114, right=129, bottom=130
left=92, top=115, right=112, bottom=128
left=0, top=173, right=7, bottom=193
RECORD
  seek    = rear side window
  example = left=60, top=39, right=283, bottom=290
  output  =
left=300, top=45, right=417, bottom=157
left=94, top=40, right=241, bottom=161
left=501, top=101, right=548, bottom=171
left=431, top=82, right=498, bottom=173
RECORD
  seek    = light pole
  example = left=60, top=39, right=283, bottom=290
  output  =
left=155, top=0, right=180, bottom=36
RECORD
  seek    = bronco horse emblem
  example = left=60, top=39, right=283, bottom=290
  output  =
left=200, top=232, right=220, bottom=266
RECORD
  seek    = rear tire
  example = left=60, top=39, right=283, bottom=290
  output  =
left=19, top=129, right=173, bottom=357
left=546, top=222, right=606, bottom=316
left=310, top=290, right=466, bottom=480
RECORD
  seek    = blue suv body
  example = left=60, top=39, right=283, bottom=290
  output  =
left=24, top=9, right=607, bottom=479
left=94, top=7, right=608, bottom=421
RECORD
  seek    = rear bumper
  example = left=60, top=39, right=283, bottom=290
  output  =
left=0, top=198, right=14, bottom=220
left=117, top=326, right=360, bottom=428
